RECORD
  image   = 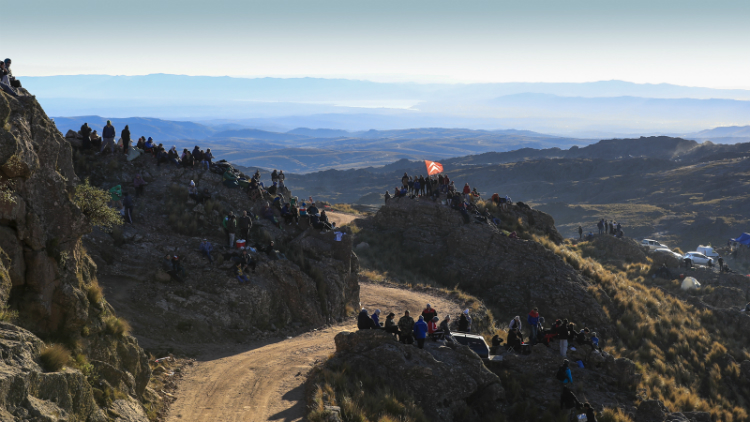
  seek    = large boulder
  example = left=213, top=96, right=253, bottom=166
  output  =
left=330, top=330, right=504, bottom=421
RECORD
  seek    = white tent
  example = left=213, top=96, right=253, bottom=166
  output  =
left=681, top=277, right=701, bottom=291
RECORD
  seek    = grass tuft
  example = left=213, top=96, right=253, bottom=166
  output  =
left=39, top=344, right=71, bottom=372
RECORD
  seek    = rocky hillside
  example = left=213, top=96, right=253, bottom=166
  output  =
left=65, top=130, right=360, bottom=354
left=0, top=91, right=152, bottom=419
left=357, top=198, right=614, bottom=336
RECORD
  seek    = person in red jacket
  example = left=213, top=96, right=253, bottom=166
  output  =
left=462, top=183, right=471, bottom=201
left=427, top=316, right=440, bottom=340
left=421, top=304, right=437, bottom=323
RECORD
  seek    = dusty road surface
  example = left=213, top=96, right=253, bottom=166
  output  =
left=166, top=282, right=460, bottom=422
left=325, top=211, right=360, bottom=228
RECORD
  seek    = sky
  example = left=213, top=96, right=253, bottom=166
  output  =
left=5, top=0, right=750, bottom=88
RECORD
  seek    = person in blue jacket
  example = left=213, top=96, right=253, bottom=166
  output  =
left=371, top=309, right=381, bottom=328
left=559, top=359, right=573, bottom=384
left=199, top=239, right=213, bottom=264
left=413, top=315, right=428, bottom=349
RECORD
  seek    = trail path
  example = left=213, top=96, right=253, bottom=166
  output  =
left=166, top=282, right=460, bottom=422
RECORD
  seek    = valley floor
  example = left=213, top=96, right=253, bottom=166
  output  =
left=163, top=282, right=461, bottom=422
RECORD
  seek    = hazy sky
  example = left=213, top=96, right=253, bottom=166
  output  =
left=6, top=0, right=750, bottom=88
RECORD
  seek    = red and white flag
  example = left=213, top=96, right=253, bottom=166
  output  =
left=425, top=160, right=443, bottom=175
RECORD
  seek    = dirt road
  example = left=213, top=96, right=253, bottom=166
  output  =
left=166, top=282, right=460, bottom=422
left=325, top=211, right=360, bottom=228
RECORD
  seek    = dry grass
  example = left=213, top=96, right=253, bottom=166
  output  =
left=39, top=344, right=71, bottom=372
left=104, top=315, right=131, bottom=338
left=331, top=203, right=361, bottom=215
left=87, top=280, right=104, bottom=306
left=535, top=234, right=750, bottom=421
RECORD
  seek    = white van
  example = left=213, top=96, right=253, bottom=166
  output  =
left=696, top=245, right=719, bottom=259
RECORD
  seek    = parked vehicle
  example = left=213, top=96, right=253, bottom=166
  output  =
left=696, top=245, right=720, bottom=259
left=452, top=333, right=490, bottom=359
left=683, top=251, right=714, bottom=266
left=642, top=239, right=669, bottom=250
left=653, top=248, right=683, bottom=260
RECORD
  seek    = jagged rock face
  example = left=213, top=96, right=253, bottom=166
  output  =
left=0, top=92, right=151, bottom=419
left=0, top=322, right=108, bottom=421
left=332, top=330, right=504, bottom=421
left=0, top=93, right=90, bottom=331
left=371, top=199, right=612, bottom=332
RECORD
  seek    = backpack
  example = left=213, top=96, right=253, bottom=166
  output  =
left=556, top=365, right=567, bottom=381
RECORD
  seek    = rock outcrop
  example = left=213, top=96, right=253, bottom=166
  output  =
left=322, top=330, right=504, bottom=421
left=367, top=199, right=613, bottom=334
left=0, top=91, right=151, bottom=419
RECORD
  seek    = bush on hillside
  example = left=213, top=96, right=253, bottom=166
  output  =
left=39, top=344, right=71, bottom=372
left=73, top=178, right=123, bottom=230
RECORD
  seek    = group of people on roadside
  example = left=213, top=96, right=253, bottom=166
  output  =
left=358, top=304, right=473, bottom=350
left=595, top=219, right=623, bottom=237
left=499, top=308, right=601, bottom=357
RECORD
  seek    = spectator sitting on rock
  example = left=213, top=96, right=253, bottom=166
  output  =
left=273, top=193, right=283, bottom=210
left=271, top=169, right=279, bottom=184
left=299, top=201, right=308, bottom=218
left=371, top=309, right=382, bottom=328
left=307, top=202, right=319, bottom=216
left=181, top=148, right=194, bottom=167
left=590, top=332, right=601, bottom=351
left=558, top=359, right=573, bottom=384
left=421, top=304, right=437, bottom=323
left=428, top=316, right=441, bottom=340
left=384, top=312, right=400, bottom=340
left=458, top=309, right=472, bottom=333
left=240, top=249, right=256, bottom=274
left=188, top=180, right=199, bottom=202
left=267, top=182, right=278, bottom=196
left=167, top=146, right=181, bottom=166
left=235, top=262, right=249, bottom=284
left=357, top=309, right=378, bottom=330
left=398, top=310, right=415, bottom=345
left=261, top=203, right=281, bottom=228
left=144, top=137, right=155, bottom=153
left=133, top=174, right=147, bottom=198
left=439, top=315, right=453, bottom=343
left=223, top=168, right=239, bottom=188
left=281, top=203, right=294, bottom=225
left=136, top=137, right=145, bottom=151
left=318, top=211, right=333, bottom=231
left=507, top=327, right=523, bottom=351
left=0, top=62, right=18, bottom=97
left=199, top=239, right=214, bottom=264
left=414, top=315, right=428, bottom=349
left=162, top=254, right=181, bottom=282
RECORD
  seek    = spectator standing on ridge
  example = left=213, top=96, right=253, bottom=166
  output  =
left=413, top=316, right=428, bottom=349
left=557, top=318, right=570, bottom=357
left=422, top=304, right=437, bottom=323
left=80, top=123, right=92, bottom=150
left=402, top=173, right=409, bottom=191
left=463, top=183, right=471, bottom=201
left=223, top=211, right=237, bottom=248
left=122, top=192, right=134, bottom=224
left=578, top=225, right=583, bottom=240
left=100, top=120, right=116, bottom=154
left=384, top=313, right=400, bottom=340
left=718, top=256, right=725, bottom=273
left=557, top=359, right=573, bottom=384
left=398, top=310, right=415, bottom=344
left=527, top=308, right=540, bottom=345
left=121, top=125, right=131, bottom=154
left=238, top=211, right=252, bottom=240
left=203, top=148, right=213, bottom=170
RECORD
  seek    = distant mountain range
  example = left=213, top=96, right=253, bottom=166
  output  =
left=30, top=75, right=750, bottom=137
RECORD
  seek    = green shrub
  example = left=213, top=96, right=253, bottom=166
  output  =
left=72, top=178, right=123, bottom=230
left=39, top=344, right=71, bottom=372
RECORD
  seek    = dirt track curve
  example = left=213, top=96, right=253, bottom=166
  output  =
left=166, top=282, right=461, bottom=422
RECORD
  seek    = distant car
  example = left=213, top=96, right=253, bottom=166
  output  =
left=452, top=333, right=490, bottom=359
left=653, top=248, right=683, bottom=260
left=696, top=245, right=720, bottom=259
left=684, top=252, right=714, bottom=266
left=642, top=239, right=669, bottom=250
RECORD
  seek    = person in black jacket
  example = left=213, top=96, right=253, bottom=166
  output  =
left=357, top=309, right=378, bottom=330
left=560, top=386, right=581, bottom=411
left=238, top=211, right=252, bottom=241
left=122, top=192, right=134, bottom=224
left=121, top=125, right=131, bottom=154
left=80, top=123, right=92, bottom=150
left=100, top=120, right=116, bottom=154
left=557, top=318, right=570, bottom=357
left=583, top=403, right=598, bottom=421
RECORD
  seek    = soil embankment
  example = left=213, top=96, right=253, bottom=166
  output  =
left=165, top=282, right=460, bottom=422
